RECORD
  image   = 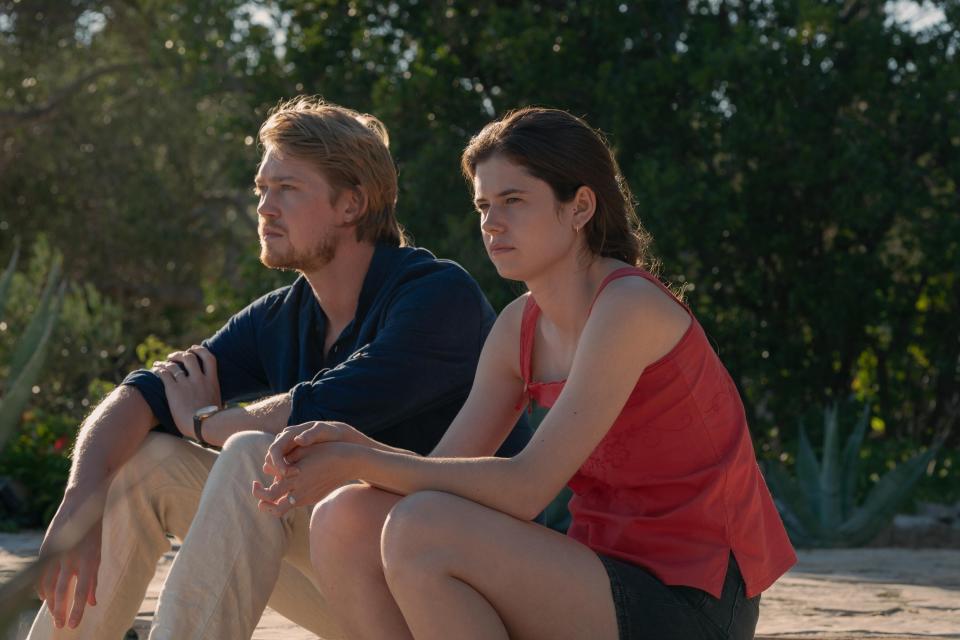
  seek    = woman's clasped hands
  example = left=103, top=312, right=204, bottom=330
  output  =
left=253, top=420, right=368, bottom=517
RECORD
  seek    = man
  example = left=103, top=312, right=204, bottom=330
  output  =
left=28, top=97, right=531, bottom=639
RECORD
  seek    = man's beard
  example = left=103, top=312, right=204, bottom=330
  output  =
left=259, top=232, right=338, bottom=272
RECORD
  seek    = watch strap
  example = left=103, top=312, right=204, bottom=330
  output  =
left=193, top=410, right=218, bottom=449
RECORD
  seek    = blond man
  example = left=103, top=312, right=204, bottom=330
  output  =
left=29, top=97, right=531, bottom=639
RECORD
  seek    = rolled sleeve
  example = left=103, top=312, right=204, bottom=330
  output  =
left=121, top=297, right=272, bottom=435
left=121, top=368, right=177, bottom=434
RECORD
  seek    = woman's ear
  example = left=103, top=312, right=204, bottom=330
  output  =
left=570, top=185, right=597, bottom=231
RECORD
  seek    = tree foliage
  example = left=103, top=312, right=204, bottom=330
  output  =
left=0, top=0, right=957, bottom=472
left=272, top=0, right=960, bottom=449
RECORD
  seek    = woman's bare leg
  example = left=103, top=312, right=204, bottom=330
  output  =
left=380, top=490, right=619, bottom=640
left=309, top=484, right=410, bottom=640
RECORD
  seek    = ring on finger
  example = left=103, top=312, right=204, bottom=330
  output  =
left=172, top=370, right=183, bottom=380
left=287, top=494, right=296, bottom=506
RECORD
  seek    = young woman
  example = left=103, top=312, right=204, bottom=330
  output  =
left=253, top=107, right=796, bottom=640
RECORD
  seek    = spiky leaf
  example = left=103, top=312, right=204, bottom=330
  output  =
left=837, top=446, right=939, bottom=546
left=0, top=241, right=20, bottom=318
left=0, top=283, right=64, bottom=448
left=7, top=255, right=62, bottom=375
left=840, top=403, right=870, bottom=518
left=819, top=404, right=842, bottom=530
left=763, top=460, right=822, bottom=545
left=796, top=422, right=821, bottom=519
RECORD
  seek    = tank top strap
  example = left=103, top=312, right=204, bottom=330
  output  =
left=586, top=267, right=692, bottom=317
left=515, top=294, right=541, bottom=410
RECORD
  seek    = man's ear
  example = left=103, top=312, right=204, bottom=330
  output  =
left=570, top=185, right=597, bottom=230
left=342, top=185, right=369, bottom=223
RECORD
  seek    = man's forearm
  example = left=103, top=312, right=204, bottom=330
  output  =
left=65, top=385, right=157, bottom=504
left=202, top=393, right=292, bottom=447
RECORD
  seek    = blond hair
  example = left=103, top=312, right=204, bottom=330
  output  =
left=259, top=96, right=406, bottom=246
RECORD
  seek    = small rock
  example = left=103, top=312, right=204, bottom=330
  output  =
left=917, top=501, right=956, bottom=524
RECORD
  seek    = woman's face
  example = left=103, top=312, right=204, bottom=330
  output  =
left=472, top=154, right=580, bottom=281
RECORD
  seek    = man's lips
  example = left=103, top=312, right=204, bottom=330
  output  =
left=260, top=228, right=285, bottom=238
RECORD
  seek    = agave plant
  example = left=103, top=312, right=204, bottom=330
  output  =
left=0, top=241, right=65, bottom=449
left=763, top=403, right=940, bottom=548
left=0, top=242, right=65, bottom=631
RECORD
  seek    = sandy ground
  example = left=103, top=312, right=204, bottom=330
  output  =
left=0, top=533, right=957, bottom=639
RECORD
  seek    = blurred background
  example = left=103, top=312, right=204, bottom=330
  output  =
left=0, top=0, right=957, bottom=545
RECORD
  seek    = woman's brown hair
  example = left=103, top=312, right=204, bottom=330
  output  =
left=461, top=107, right=653, bottom=269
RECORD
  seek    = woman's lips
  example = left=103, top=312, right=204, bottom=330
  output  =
left=489, top=245, right=514, bottom=255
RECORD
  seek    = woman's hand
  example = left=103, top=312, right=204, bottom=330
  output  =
left=153, top=345, right=221, bottom=439
left=253, top=441, right=360, bottom=517
left=263, top=420, right=373, bottom=479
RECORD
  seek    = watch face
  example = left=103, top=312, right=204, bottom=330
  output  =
left=195, top=405, right=220, bottom=418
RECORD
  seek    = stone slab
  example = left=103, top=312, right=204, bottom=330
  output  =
left=1, top=533, right=958, bottom=639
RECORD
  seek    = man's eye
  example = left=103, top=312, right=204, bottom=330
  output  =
left=505, top=197, right=520, bottom=204
left=279, top=184, right=295, bottom=191
left=475, top=204, right=489, bottom=214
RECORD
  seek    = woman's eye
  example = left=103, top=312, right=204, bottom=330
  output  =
left=505, top=197, right=520, bottom=204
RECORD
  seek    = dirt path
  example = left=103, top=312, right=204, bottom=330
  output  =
left=1, top=533, right=957, bottom=639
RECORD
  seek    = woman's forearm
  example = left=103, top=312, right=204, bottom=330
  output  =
left=350, top=445, right=544, bottom=520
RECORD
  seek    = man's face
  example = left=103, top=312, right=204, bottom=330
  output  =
left=254, top=148, right=351, bottom=272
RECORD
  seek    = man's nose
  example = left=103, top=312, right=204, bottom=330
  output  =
left=257, top=191, right=279, bottom=218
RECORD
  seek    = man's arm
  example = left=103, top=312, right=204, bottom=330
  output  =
left=166, top=269, right=494, bottom=450
left=67, top=385, right=157, bottom=496
left=38, top=384, right=157, bottom=629
left=190, top=392, right=292, bottom=447
left=285, top=269, right=491, bottom=438
left=122, top=291, right=274, bottom=436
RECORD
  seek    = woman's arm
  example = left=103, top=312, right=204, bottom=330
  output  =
left=256, top=297, right=529, bottom=502
left=353, top=277, right=691, bottom=517
left=258, top=278, right=689, bottom=519
left=427, top=294, right=527, bottom=458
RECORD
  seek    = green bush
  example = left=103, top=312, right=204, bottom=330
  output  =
left=0, top=238, right=124, bottom=527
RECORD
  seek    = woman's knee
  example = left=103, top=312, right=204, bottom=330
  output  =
left=309, top=484, right=391, bottom=569
left=380, top=491, right=458, bottom=579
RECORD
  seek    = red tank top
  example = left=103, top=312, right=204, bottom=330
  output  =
left=519, top=267, right=796, bottom=598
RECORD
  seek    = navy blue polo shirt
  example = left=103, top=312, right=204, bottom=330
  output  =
left=122, top=244, right=531, bottom=456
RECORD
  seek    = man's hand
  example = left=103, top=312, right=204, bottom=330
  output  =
left=253, top=441, right=360, bottom=517
left=263, top=421, right=372, bottom=479
left=37, top=505, right=102, bottom=629
left=154, top=345, right=221, bottom=438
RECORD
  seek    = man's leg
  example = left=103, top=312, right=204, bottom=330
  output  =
left=27, top=433, right=217, bottom=639
left=149, top=431, right=343, bottom=640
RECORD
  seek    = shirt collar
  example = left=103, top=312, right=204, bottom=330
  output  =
left=354, top=243, right=405, bottom=323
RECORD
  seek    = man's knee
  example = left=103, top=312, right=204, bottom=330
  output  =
left=220, top=430, right=274, bottom=462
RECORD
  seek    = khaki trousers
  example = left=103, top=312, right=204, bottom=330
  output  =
left=27, top=431, right=344, bottom=640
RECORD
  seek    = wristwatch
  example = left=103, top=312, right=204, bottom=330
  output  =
left=192, top=405, right=221, bottom=449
